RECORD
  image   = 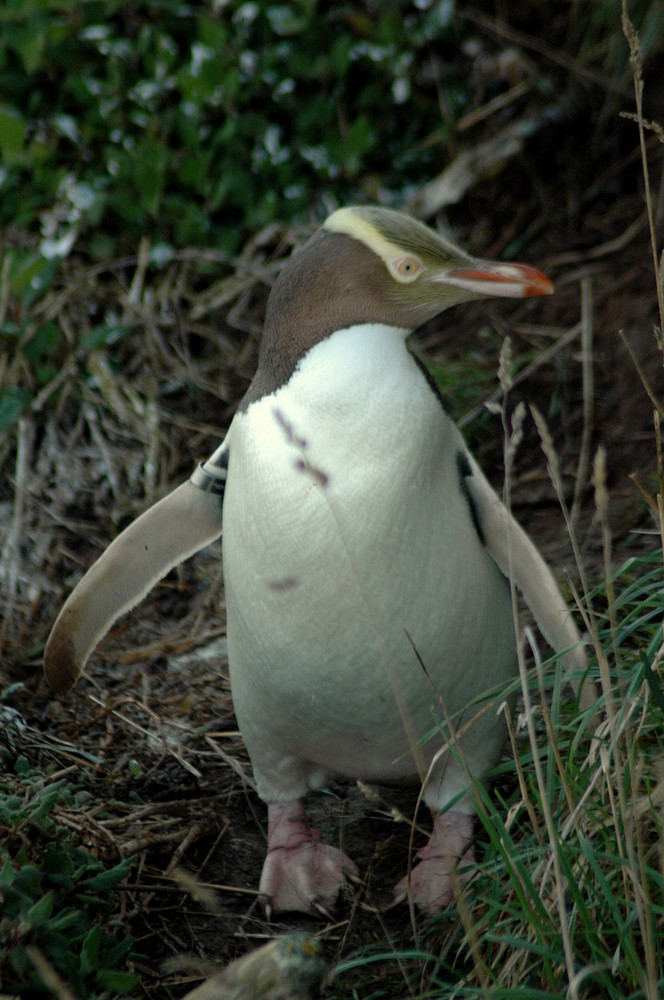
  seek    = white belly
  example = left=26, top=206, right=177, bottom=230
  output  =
left=222, top=325, right=516, bottom=806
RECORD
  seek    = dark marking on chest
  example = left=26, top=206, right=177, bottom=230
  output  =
left=456, top=451, right=484, bottom=545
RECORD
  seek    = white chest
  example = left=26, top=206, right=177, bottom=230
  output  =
left=221, top=325, right=515, bottom=793
left=224, top=326, right=459, bottom=607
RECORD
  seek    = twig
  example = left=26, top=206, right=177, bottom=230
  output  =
left=205, top=734, right=258, bottom=792
left=621, top=1, right=664, bottom=339
left=126, top=235, right=151, bottom=309
left=457, top=80, right=532, bottom=131
left=546, top=213, right=647, bottom=269
left=0, top=416, right=33, bottom=653
left=0, top=251, right=11, bottom=326
left=571, top=277, right=594, bottom=527
left=408, top=101, right=574, bottom=218
left=134, top=825, right=202, bottom=914
left=31, top=354, right=78, bottom=413
left=618, top=328, right=664, bottom=420
left=84, top=402, right=121, bottom=498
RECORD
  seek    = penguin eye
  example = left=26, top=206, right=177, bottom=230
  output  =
left=391, top=255, right=423, bottom=282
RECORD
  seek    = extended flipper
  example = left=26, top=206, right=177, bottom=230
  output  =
left=44, top=453, right=227, bottom=695
left=467, top=454, right=597, bottom=712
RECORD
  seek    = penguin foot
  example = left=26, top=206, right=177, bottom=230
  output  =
left=393, top=811, right=474, bottom=914
left=259, top=800, right=358, bottom=917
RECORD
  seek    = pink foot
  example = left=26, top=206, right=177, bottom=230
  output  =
left=394, top=811, right=475, bottom=914
left=258, top=800, right=359, bottom=917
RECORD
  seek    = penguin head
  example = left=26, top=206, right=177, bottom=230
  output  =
left=264, top=205, right=551, bottom=341
left=250, top=205, right=553, bottom=402
left=323, top=205, right=553, bottom=321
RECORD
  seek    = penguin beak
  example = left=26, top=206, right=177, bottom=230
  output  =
left=435, top=261, right=554, bottom=299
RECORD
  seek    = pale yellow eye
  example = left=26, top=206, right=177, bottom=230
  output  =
left=391, top=255, right=423, bottom=281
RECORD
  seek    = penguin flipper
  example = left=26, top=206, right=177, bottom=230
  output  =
left=465, top=455, right=597, bottom=712
left=44, top=478, right=224, bottom=696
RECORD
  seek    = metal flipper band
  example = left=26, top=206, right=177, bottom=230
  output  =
left=190, top=461, right=227, bottom=497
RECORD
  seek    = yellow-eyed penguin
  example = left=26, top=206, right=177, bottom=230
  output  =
left=44, top=206, right=594, bottom=916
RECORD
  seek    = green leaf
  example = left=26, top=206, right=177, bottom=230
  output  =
left=52, top=113, right=81, bottom=144
left=83, top=857, right=131, bottom=891
left=8, top=252, right=56, bottom=306
left=95, top=969, right=141, bottom=993
left=197, top=16, right=229, bottom=49
left=133, top=139, right=169, bottom=215
left=341, top=114, right=374, bottom=173
left=26, top=891, right=54, bottom=927
left=80, top=923, right=102, bottom=974
left=23, top=322, right=59, bottom=365
left=9, top=944, right=31, bottom=977
left=0, top=859, right=17, bottom=889
left=13, top=25, right=48, bottom=74
left=76, top=898, right=114, bottom=917
left=13, top=754, right=31, bottom=777
left=13, top=864, right=42, bottom=896
left=1, top=681, right=24, bottom=700
left=79, top=324, right=132, bottom=350
left=32, top=787, right=62, bottom=821
left=643, top=649, right=664, bottom=711
left=2, top=794, right=23, bottom=817
left=47, top=909, right=84, bottom=932
left=0, top=105, right=27, bottom=166
left=266, top=5, right=309, bottom=36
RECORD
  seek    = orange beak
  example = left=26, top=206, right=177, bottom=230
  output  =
left=437, top=261, right=554, bottom=299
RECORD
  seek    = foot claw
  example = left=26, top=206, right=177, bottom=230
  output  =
left=387, top=882, right=407, bottom=911
left=260, top=841, right=358, bottom=917
left=260, top=800, right=358, bottom=917
left=313, top=899, right=335, bottom=920
left=393, top=811, right=475, bottom=914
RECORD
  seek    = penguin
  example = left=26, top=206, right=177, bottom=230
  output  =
left=44, top=206, right=595, bottom=917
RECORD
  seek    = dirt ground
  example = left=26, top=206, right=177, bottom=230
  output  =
left=2, top=20, right=664, bottom=999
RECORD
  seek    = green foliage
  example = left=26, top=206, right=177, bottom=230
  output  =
left=0, top=757, right=139, bottom=998
left=0, top=0, right=469, bottom=437
left=0, top=0, right=460, bottom=255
